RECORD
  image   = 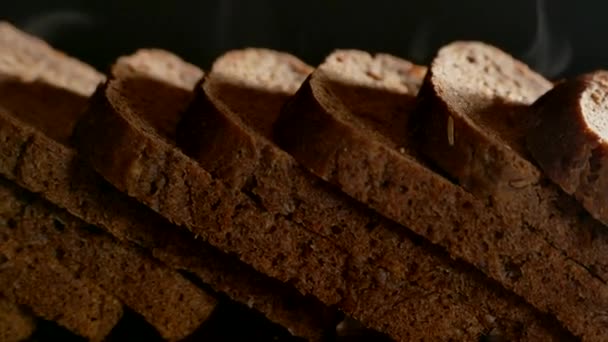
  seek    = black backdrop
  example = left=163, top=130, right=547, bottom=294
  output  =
left=0, top=0, right=603, bottom=79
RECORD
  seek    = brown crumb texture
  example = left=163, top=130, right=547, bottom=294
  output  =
left=411, top=41, right=608, bottom=339
left=275, top=47, right=607, bottom=340
left=527, top=70, right=608, bottom=227
left=0, top=216, right=122, bottom=341
left=0, top=23, right=337, bottom=340
left=71, top=50, right=386, bottom=338
left=0, top=295, right=36, bottom=342
left=413, top=42, right=608, bottom=289
left=78, top=48, right=566, bottom=340
left=0, top=178, right=216, bottom=340
left=178, top=48, right=570, bottom=341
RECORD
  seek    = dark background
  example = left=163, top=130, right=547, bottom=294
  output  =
left=0, top=0, right=603, bottom=79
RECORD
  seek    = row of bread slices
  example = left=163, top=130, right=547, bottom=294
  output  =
left=0, top=21, right=387, bottom=342
left=3, top=17, right=608, bottom=341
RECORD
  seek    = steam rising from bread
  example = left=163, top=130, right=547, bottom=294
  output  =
left=21, top=10, right=94, bottom=42
left=523, top=0, right=571, bottom=78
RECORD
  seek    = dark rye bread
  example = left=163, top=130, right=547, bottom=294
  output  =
left=0, top=177, right=216, bottom=340
left=73, top=50, right=362, bottom=335
left=411, top=42, right=608, bottom=338
left=527, top=71, right=608, bottom=226
left=0, top=24, right=336, bottom=340
left=0, top=26, right=219, bottom=339
left=177, top=48, right=568, bottom=340
left=74, top=47, right=570, bottom=340
left=0, top=233, right=122, bottom=340
left=72, top=49, right=448, bottom=340
left=275, top=49, right=607, bottom=339
left=0, top=250, right=122, bottom=341
left=0, top=296, right=36, bottom=342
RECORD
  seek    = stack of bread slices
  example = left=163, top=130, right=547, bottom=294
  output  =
left=1, top=20, right=606, bottom=341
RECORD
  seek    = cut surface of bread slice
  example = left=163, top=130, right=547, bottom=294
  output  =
left=275, top=48, right=607, bottom=339
left=527, top=70, right=608, bottom=226
left=0, top=24, right=217, bottom=340
left=0, top=236, right=122, bottom=341
left=0, top=23, right=336, bottom=340
left=414, top=41, right=552, bottom=198
left=0, top=296, right=36, bottom=342
left=410, top=41, right=608, bottom=338
left=74, top=49, right=359, bottom=333
left=176, top=48, right=568, bottom=340
left=206, top=48, right=314, bottom=140
left=0, top=176, right=216, bottom=340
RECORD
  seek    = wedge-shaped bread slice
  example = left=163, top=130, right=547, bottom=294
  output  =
left=176, top=48, right=568, bottom=340
left=0, top=177, right=216, bottom=340
left=0, top=23, right=335, bottom=340
left=527, top=71, right=608, bottom=226
left=0, top=237, right=122, bottom=341
left=0, top=296, right=36, bottom=342
left=275, top=49, right=608, bottom=339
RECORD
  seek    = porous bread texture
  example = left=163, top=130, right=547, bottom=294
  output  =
left=178, top=48, right=569, bottom=341
left=321, top=49, right=426, bottom=94
left=0, top=23, right=338, bottom=340
left=0, top=226, right=123, bottom=341
left=210, top=48, right=313, bottom=93
left=275, top=45, right=606, bottom=340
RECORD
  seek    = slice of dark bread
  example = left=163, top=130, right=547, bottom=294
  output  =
left=0, top=176, right=217, bottom=340
left=0, top=23, right=336, bottom=340
left=177, top=48, right=568, bottom=340
left=413, top=41, right=552, bottom=199
left=413, top=43, right=608, bottom=288
left=0, top=296, right=36, bottom=342
left=527, top=70, right=608, bottom=226
left=204, top=48, right=314, bottom=140
left=275, top=49, right=607, bottom=339
left=0, top=232, right=122, bottom=341
left=410, top=41, right=608, bottom=338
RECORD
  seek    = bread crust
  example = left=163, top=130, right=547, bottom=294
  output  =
left=177, top=48, right=569, bottom=341
left=412, top=42, right=608, bottom=339
left=275, top=49, right=607, bottom=340
left=528, top=71, right=608, bottom=226
left=0, top=34, right=335, bottom=339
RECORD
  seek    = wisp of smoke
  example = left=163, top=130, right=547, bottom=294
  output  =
left=407, top=19, right=433, bottom=63
left=21, top=10, right=95, bottom=42
left=522, top=0, right=572, bottom=78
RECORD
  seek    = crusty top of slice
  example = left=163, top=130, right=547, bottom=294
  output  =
left=321, top=49, right=427, bottom=94
left=0, top=21, right=103, bottom=96
left=209, top=48, right=313, bottom=94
